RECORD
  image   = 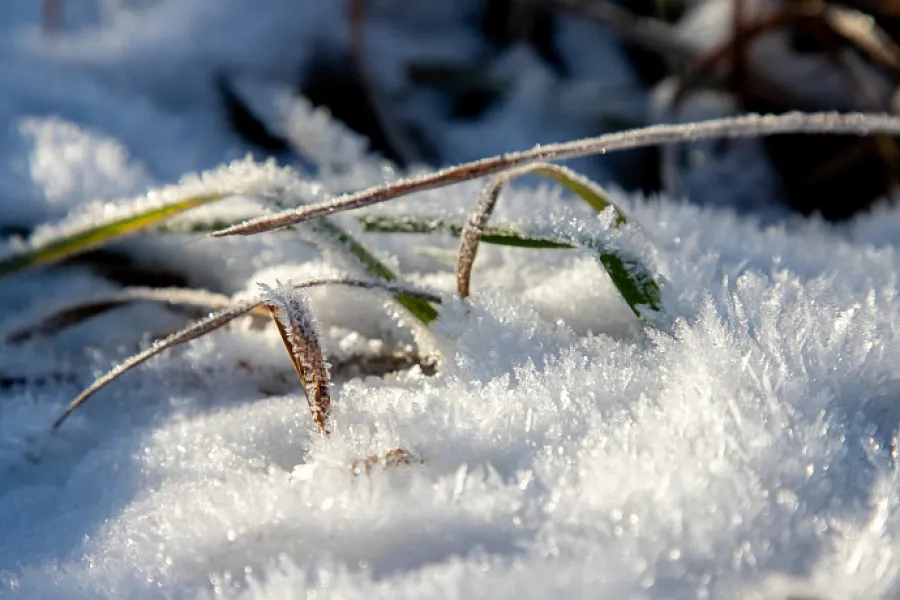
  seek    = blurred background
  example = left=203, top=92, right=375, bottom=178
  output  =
left=9, top=0, right=900, bottom=225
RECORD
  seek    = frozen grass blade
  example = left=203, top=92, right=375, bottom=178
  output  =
left=4, top=287, right=265, bottom=345
left=51, top=297, right=260, bottom=430
left=520, top=163, right=625, bottom=224
left=310, top=219, right=439, bottom=324
left=363, top=213, right=660, bottom=316
left=359, top=215, right=572, bottom=249
left=51, top=277, right=442, bottom=430
left=154, top=212, right=438, bottom=324
left=210, top=112, right=900, bottom=236
left=0, top=193, right=227, bottom=278
left=456, top=163, right=661, bottom=316
left=260, top=281, right=332, bottom=436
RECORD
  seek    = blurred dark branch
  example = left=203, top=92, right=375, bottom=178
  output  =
left=348, top=0, right=422, bottom=166
left=541, top=0, right=700, bottom=63
left=42, top=0, right=62, bottom=35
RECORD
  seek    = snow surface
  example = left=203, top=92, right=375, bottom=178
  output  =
left=3, top=1, right=900, bottom=599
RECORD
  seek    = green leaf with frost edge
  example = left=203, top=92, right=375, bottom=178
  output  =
left=0, top=193, right=227, bottom=278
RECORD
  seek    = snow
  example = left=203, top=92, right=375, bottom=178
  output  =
left=3, top=1, right=900, bottom=599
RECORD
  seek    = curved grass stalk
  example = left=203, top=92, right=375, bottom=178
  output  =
left=210, top=112, right=900, bottom=237
left=0, top=193, right=228, bottom=278
left=455, top=163, right=661, bottom=316
left=51, top=277, right=443, bottom=431
left=5, top=287, right=269, bottom=345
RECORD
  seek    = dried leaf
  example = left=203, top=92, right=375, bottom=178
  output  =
left=260, top=281, right=332, bottom=436
left=351, top=447, right=420, bottom=475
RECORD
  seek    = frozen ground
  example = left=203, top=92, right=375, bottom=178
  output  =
left=3, top=1, right=900, bottom=599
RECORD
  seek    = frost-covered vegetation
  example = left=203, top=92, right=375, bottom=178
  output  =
left=5, top=1, right=900, bottom=599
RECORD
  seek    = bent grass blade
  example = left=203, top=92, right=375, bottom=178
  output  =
left=51, top=277, right=442, bottom=431
left=210, top=112, right=900, bottom=237
left=310, top=219, right=439, bottom=324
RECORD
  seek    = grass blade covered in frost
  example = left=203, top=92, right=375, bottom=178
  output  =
left=452, top=162, right=659, bottom=316
left=211, top=112, right=900, bottom=236
left=0, top=194, right=228, bottom=278
left=364, top=211, right=660, bottom=316
left=157, top=212, right=440, bottom=325
left=260, top=281, right=332, bottom=436
left=51, top=277, right=443, bottom=430
left=359, top=217, right=573, bottom=249
left=309, top=219, right=439, bottom=324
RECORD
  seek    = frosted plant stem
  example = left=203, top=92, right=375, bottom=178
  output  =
left=211, top=112, right=900, bottom=237
left=51, top=277, right=442, bottom=430
left=457, top=168, right=532, bottom=298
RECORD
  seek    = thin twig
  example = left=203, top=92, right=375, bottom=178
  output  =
left=825, top=4, right=900, bottom=72
left=211, top=112, right=900, bottom=237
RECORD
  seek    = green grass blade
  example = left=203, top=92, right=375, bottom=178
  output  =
left=358, top=216, right=573, bottom=249
left=310, top=219, right=439, bottom=324
left=522, top=163, right=626, bottom=224
left=0, top=193, right=228, bottom=278
left=597, top=253, right=661, bottom=315
left=498, top=163, right=659, bottom=316
left=150, top=211, right=439, bottom=325
left=360, top=213, right=660, bottom=316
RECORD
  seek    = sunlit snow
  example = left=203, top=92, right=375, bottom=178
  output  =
left=2, top=2, right=900, bottom=599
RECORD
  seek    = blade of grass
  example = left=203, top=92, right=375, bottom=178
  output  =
left=210, top=112, right=900, bottom=237
left=361, top=209, right=660, bottom=316
left=0, top=193, right=228, bottom=278
left=456, top=163, right=661, bottom=315
left=145, top=210, right=438, bottom=325
left=309, top=219, right=439, bottom=324
left=359, top=215, right=573, bottom=248
left=51, top=277, right=442, bottom=430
